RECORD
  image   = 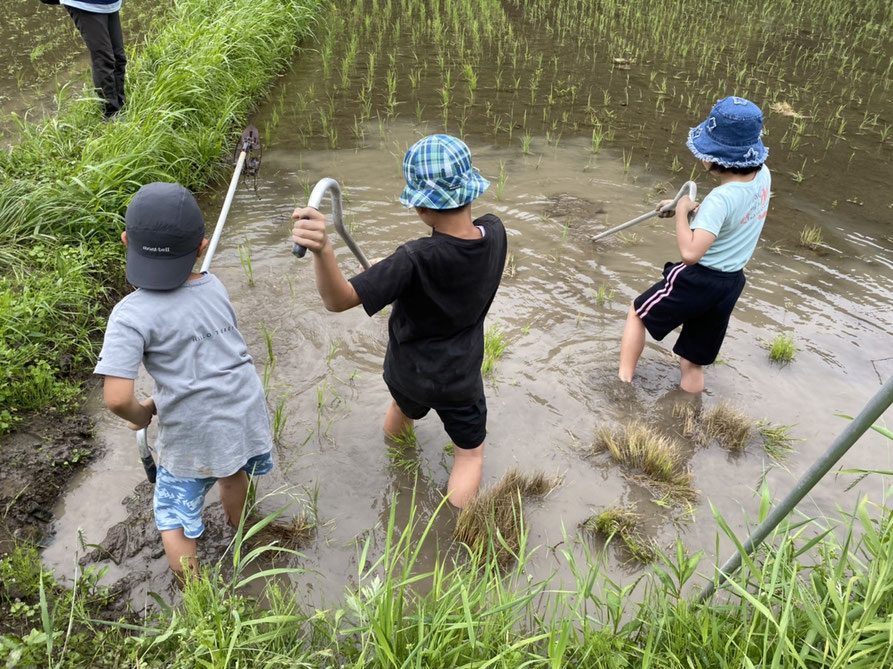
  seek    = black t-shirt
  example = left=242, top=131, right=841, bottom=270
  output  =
left=349, top=214, right=507, bottom=405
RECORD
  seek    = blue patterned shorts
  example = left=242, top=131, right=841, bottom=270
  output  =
left=153, top=452, right=274, bottom=539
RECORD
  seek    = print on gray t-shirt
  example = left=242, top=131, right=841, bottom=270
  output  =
left=95, top=274, right=272, bottom=479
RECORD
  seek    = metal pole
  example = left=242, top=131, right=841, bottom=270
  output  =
left=590, top=181, right=697, bottom=242
left=699, top=375, right=893, bottom=602
left=135, top=125, right=260, bottom=483
left=201, top=150, right=247, bottom=272
left=292, top=178, right=371, bottom=270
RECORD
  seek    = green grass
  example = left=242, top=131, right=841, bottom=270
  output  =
left=481, top=323, right=508, bottom=376
left=4, top=483, right=893, bottom=667
left=768, top=333, right=798, bottom=363
left=0, top=0, right=320, bottom=435
left=385, top=425, right=420, bottom=473
left=756, top=420, right=799, bottom=462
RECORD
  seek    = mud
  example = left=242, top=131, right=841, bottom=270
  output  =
left=0, top=412, right=97, bottom=548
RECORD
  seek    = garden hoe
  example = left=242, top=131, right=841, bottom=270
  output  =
left=135, top=124, right=262, bottom=483
left=292, top=177, right=371, bottom=269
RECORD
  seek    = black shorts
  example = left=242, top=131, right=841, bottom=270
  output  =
left=633, top=261, right=745, bottom=366
left=387, top=384, right=487, bottom=450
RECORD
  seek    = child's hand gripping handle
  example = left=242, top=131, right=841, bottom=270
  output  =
left=291, top=179, right=335, bottom=257
left=658, top=181, right=698, bottom=215
left=291, top=178, right=371, bottom=270
left=136, top=428, right=157, bottom=484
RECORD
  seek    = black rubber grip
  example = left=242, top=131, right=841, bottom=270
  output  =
left=142, top=455, right=157, bottom=484
left=292, top=242, right=308, bottom=257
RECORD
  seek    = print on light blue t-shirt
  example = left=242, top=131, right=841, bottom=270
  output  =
left=691, top=165, right=771, bottom=272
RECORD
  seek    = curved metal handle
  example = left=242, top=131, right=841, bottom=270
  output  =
left=658, top=180, right=697, bottom=213
left=292, top=178, right=371, bottom=270
left=136, top=428, right=156, bottom=484
left=590, top=180, right=698, bottom=242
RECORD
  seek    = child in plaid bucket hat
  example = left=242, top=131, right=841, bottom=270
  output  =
left=619, top=96, right=771, bottom=393
left=292, top=135, right=507, bottom=508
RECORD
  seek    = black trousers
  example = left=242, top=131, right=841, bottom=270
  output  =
left=66, top=7, right=126, bottom=116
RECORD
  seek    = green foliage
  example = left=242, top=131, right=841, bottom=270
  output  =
left=768, top=333, right=798, bottom=363
left=0, top=0, right=321, bottom=434
left=482, top=323, right=508, bottom=376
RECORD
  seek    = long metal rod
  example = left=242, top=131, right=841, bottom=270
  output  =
left=201, top=150, right=247, bottom=273
left=590, top=181, right=697, bottom=242
left=699, top=375, right=893, bottom=602
left=137, top=129, right=258, bottom=483
left=292, top=178, right=371, bottom=270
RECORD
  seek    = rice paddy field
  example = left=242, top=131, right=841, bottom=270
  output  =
left=3, top=0, right=893, bottom=665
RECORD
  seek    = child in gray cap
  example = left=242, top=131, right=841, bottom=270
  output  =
left=94, top=182, right=273, bottom=579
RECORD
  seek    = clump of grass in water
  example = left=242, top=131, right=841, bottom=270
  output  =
left=481, top=324, right=507, bottom=376
left=768, top=333, right=798, bottom=363
left=799, top=224, right=824, bottom=249
left=674, top=402, right=752, bottom=451
left=594, top=284, right=615, bottom=305
left=756, top=420, right=798, bottom=462
left=454, top=467, right=561, bottom=566
left=581, top=504, right=655, bottom=563
left=593, top=422, right=695, bottom=501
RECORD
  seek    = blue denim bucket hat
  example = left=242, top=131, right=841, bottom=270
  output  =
left=686, top=96, right=768, bottom=168
left=399, top=134, right=490, bottom=209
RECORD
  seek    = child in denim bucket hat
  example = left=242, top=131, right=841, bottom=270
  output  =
left=95, top=182, right=274, bottom=580
left=292, top=135, right=506, bottom=507
left=619, top=96, right=771, bottom=393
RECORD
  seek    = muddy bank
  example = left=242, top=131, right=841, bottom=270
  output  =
left=0, top=411, right=98, bottom=550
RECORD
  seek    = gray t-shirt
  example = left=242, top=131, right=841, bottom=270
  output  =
left=94, top=274, right=272, bottom=478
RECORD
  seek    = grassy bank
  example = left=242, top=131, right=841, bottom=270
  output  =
left=2, top=486, right=891, bottom=667
left=0, top=0, right=321, bottom=434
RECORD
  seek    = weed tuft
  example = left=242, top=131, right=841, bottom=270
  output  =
left=768, top=333, right=798, bottom=363
left=581, top=504, right=655, bottom=563
left=593, top=422, right=695, bottom=500
left=454, top=467, right=561, bottom=566
left=482, top=324, right=507, bottom=376
left=799, top=225, right=824, bottom=249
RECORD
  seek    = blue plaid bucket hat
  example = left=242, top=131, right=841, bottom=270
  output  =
left=686, top=96, right=768, bottom=168
left=399, top=134, right=490, bottom=209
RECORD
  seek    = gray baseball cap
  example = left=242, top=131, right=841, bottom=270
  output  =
left=124, top=182, right=205, bottom=290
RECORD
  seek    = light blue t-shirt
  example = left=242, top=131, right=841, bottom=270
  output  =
left=60, top=1, right=122, bottom=13
left=691, top=165, right=771, bottom=272
left=94, top=274, right=272, bottom=479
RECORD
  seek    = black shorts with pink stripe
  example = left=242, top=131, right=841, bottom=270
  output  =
left=633, top=261, right=745, bottom=366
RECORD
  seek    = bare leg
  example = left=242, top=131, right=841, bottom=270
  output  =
left=619, top=303, right=646, bottom=382
left=383, top=400, right=414, bottom=440
left=679, top=357, right=705, bottom=393
left=160, top=528, right=198, bottom=578
left=218, top=470, right=250, bottom=527
left=447, top=441, right=485, bottom=508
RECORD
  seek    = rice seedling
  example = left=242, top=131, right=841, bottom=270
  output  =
left=272, top=394, right=289, bottom=445
left=238, top=241, right=255, bottom=287
left=521, top=131, right=532, bottom=154
left=482, top=324, right=507, bottom=375
left=799, top=224, right=824, bottom=249
left=454, top=466, right=560, bottom=566
left=616, top=231, right=642, bottom=245
left=594, top=284, right=615, bottom=306
left=386, top=424, right=420, bottom=473
left=592, top=422, right=695, bottom=501
left=503, top=252, right=516, bottom=278
left=581, top=504, right=655, bottom=563
left=768, top=333, right=798, bottom=363
left=495, top=160, right=507, bottom=200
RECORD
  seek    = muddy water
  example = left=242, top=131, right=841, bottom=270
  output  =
left=45, top=0, right=892, bottom=606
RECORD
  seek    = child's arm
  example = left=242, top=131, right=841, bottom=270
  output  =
left=291, top=206, right=362, bottom=312
left=658, top=195, right=715, bottom=265
left=103, top=376, right=156, bottom=430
